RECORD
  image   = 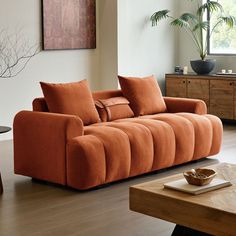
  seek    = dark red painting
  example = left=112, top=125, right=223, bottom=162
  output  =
left=42, top=0, right=96, bottom=50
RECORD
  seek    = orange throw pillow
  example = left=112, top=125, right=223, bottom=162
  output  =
left=118, top=75, right=167, bottom=116
left=95, top=97, right=134, bottom=122
left=40, top=80, right=100, bottom=125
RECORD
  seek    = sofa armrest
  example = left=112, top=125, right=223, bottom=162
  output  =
left=164, top=97, right=207, bottom=115
left=13, top=111, right=83, bottom=185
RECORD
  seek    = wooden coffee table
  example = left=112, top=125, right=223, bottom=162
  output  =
left=130, top=163, right=236, bottom=236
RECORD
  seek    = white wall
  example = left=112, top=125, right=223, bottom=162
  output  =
left=98, top=0, right=118, bottom=89
left=117, top=0, right=177, bottom=91
left=177, top=1, right=236, bottom=73
left=177, top=0, right=198, bottom=70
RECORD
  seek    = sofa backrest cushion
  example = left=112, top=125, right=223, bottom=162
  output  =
left=95, top=97, right=134, bottom=122
left=33, top=90, right=124, bottom=112
left=33, top=97, right=49, bottom=112
left=92, top=90, right=123, bottom=100
left=118, top=75, right=167, bottom=116
left=40, top=80, right=100, bottom=125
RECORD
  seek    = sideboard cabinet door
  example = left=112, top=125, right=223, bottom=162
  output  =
left=210, top=80, right=234, bottom=119
left=187, top=79, right=210, bottom=109
left=166, top=78, right=187, bottom=98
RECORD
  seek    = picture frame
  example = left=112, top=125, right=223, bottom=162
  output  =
left=42, top=0, right=96, bottom=50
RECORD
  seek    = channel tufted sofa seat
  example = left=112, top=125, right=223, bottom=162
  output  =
left=13, top=78, right=223, bottom=190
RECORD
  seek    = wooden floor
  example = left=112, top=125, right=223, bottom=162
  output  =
left=0, top=124, right=236, bottom=236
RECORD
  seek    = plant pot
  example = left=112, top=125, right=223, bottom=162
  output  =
left=190, top=59, right=216, bottom=75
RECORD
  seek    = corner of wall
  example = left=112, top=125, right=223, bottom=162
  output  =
left=97, top=0, right=118, bottom=90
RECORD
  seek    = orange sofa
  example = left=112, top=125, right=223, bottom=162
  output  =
left=14, top=88, right=223, bottom=190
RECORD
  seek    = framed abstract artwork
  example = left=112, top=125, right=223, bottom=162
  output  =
left=42, top=0, right=96, bottom=50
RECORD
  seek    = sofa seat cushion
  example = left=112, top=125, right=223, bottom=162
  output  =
left=202, top=114, right=223, bottom=156
left=175, top=113, right=213, bottom=160
left=141, top=113, right=222, bottom=160
left=113, top=118, right=176, bottom=171
left=91, top=122, right=154, bottom=177
left=140, top=114, right=195, bottom=165
left=68, top=125, right=133, bottom=189
left=84, top=126, right=131, bottom=183
left=67, top=135, right=107, bottom=189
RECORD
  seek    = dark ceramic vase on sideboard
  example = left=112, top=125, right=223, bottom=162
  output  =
left=190, top=59, right=216, bottom=75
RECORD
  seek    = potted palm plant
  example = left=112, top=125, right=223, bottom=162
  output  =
left=151, top=0, right=236, bottom=74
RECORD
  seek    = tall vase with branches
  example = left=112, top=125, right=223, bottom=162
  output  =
left=150, top=0, right=236, bottom=74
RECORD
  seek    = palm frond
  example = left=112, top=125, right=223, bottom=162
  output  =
left=170, top=18, right=190, bottom=28
left=193, top=21, right=209, bottom=32
left=180, top=13, right=198, bottom=23
left=150, top=10, right=170, bottom=26
left=197, top=1, right=223, bottom=16
left=219, top=16, right=236, bottom=28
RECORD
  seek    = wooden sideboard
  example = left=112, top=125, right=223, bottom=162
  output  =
left=166, top=73, right=236, bottom=120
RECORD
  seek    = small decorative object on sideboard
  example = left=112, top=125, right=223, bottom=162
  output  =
left=183, top=168, right=216, bottom=186
left=183, top=66, right=188, bottom=75
left=216, top=70, right=236, bottom=76
left=174, top=66, right=183, bottom=74
left=222, top=69, right=226, bottom=74
left=174, top=66, right=181, bottom=73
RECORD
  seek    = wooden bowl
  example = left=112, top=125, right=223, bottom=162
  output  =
left=183, top=168, right=217, bottom=186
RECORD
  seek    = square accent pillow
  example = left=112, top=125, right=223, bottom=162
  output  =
left=40, top=80, right=100, bottom=125
left=118, top=75, right=167, bottom=116
left=95, top=97, right=134, bottom=122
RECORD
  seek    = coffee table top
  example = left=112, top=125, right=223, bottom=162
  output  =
left=130, top=163, right=236, bottom=235
left=0, top=126, right=11, bottom=134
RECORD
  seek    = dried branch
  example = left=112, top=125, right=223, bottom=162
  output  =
left=0, top=29, right=40, bottom=78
